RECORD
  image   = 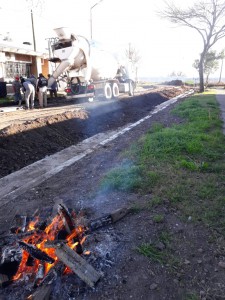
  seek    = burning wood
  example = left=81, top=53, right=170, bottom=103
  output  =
left=0, top=230, right=44, bottom=247
left=45, top=241, right=101, bottom=287
left=18, top=241, right=55, bottom=264
left=33, top=263, right=45, bottom=287
left=0, top=203, right=130, bottom=298
left=10, top=215, right=27, bottom=233
left=29, top=263, right=67, bottom=300
left=57, top=204, right=75, bottom=234
left=57, top=203, right=83, bottom=254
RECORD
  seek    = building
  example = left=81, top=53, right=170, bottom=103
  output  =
left=0, top=43, right=49, bottom=82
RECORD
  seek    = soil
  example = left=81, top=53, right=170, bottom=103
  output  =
left=1, top=85, right=225, bottom=300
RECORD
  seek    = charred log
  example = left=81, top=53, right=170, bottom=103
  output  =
left=45, top=241, right=101, bottom=287
left=33, top=263, right=45, bottom=288
left=57, top=204, right=75, bottom=234
left=89, top=207, right=131, bottom=232
left=57, top=204, right=83, bottom=254
left=38, top=261, right=64, bottom=287
left=10, top=215, right=27, bottom=233
left=18, top=241, right=55, bottom=264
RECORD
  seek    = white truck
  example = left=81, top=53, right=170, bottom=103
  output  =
left=48, top=27, right=136, bottom=101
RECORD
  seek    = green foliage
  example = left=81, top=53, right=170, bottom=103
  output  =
left=179, top=159, right=209, bottom=171
left=153, top=214, right=164, bottom=223
left=159, top=231, right=171, bottom=245
left=137, top=243, right=165, bottom=263
left=0, top=97, right=12, bottom=104
left=99, top=92, right=225, bottom=234
left=185, top=293, right=199, bottom=300
left=100, top=163, right=142, bottom=192
left=148, top=196, right=163, bottom=208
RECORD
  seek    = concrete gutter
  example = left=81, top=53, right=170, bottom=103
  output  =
left=0, top=89, right=194, bottom=206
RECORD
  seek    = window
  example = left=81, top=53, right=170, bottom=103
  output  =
left=5, top=62, right=31, bottom=80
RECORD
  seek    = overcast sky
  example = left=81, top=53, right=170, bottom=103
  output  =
left=0, top=0, right=224, bottom=79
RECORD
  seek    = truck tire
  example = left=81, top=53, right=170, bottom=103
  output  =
left=128, top=80, right=134, bottom=96
left=112, top=82, right=119, bottom=98
left=104, top=83, right=112, bottom=99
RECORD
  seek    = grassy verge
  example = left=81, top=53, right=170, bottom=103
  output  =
left=100, top=91, right=225, bottom=234
left=0, top=97, right=14, bottom=105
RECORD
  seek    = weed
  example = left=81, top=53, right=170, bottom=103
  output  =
left=153, top=214, right=164, bottom=223
left=158, top=231, right=171, bottom=245
left=148, top=196, right=163, bottom=208
left=100, top=164, right=141, bottom=192
left=137, top=243, right=165, bottom=263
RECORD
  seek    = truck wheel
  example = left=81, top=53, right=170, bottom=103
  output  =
left=112, top=83, right=119, bottom=98
left=128, top=80, right=134, bottom=96
left=104, top=83, right=112, bottom=99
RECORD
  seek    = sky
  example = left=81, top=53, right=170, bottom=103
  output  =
left=0, top=0, right=224, bottom=79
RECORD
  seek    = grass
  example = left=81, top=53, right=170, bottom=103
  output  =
left=99, top=91, right=225, bottom=235
left=0, top=97, right=13, bottom=105
left=137, top=243, right=165, bottom=263
left=153, top=214, right=164, bottom=223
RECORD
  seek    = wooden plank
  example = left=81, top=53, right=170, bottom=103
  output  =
left=46, top=242, right=101, bottom=287
left=28, top=285, right=52, bottom=300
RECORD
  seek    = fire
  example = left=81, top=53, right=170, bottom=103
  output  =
left=13, top=207, right=87, bottom=282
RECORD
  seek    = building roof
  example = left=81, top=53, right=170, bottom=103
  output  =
left=0, top=43, right=48, bottom=58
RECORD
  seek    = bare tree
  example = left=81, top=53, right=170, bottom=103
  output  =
left=125, top=43, right=141, bottom=81
left=161, top=0, right=225, bottom=92
left=25, top=0, right=46, bottom=15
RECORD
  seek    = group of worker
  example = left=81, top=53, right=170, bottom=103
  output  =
left=12, top=73, right=58, bottom=110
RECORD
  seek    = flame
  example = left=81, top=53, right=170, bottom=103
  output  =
left=13, top=211, right=87, bottom=282
left=27, top=216, right=39, bottom=231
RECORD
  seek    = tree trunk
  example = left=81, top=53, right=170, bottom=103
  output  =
left=218, top=59, right=223, bottom=83
left=199, top=59, right=205, bottom=93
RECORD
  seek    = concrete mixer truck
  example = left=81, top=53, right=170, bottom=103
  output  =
left=48, top=27, right=136, bottom=101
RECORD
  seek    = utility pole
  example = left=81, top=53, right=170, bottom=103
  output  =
left=90, top=0, right=103, bottom=40
left=31, top=9, right=36, bottom=51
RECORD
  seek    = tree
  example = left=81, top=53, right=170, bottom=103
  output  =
left=25, top=0, right=46, bottom=15
left=125, top=43, right=141, bottom=81
left=193, top=50, right=224, bottom=87
left=161, top=0, right=225, bottom=92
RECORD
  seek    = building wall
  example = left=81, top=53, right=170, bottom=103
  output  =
left=42, top=59, right=49, bottom=77
left=0, top=52, right=49, bottom=82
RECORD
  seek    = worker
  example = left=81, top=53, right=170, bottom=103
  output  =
left=47, top=74, right=58, bottom=99
left=37, top=73, right=48, bottom=108
left=21, top=77, right=35, bottom=110
left=12, top=76, right=22, bottom=107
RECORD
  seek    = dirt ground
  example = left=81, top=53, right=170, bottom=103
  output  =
left=0, top=86, right=187, bottom=179
left=1, top=86, right=225, bottom=300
